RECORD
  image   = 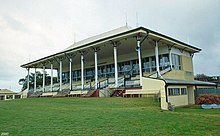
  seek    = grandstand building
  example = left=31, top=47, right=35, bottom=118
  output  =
left=21, top=26, right=216, bottom=110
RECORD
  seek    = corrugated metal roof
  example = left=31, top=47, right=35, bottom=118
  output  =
left=21, top=26, right=201, bottom=68
left=63, top=26, right=132, bottom=52
left=165, top=79, right=216, bottom=86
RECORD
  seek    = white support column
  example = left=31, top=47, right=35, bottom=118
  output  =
left=4, top=95, right=7, bottom=100
left=137, top=38, right=143, bottom=86
left=50, top=63, right=53, bottom=92
left=12, top=95, right=15, bottom=99
left=69, top=58, right=72, bottom=90
left=94, top=50, right=98, bottom=90
left=34, top=67, right=37, bottom=92
left=42, top=65, right=46, bottom=92
left=59, top=60, right=62, bottom=92
left=169, top=48, right=173, bottom=69
left=114, top=45, right=118, bottom=87
left=27, top=68, right=30, bottom=92
left=81, top=54, right=84, bottom=90
left=155, top=41, right=161, bottom=78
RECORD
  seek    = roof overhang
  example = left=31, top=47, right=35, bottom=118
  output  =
left=21, top=26, right=201, bottom=68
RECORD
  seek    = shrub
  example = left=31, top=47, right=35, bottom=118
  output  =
left=196, top=94, right=220, bottom=105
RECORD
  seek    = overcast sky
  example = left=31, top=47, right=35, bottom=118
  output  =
left=0, top=0, right=220, bottom=92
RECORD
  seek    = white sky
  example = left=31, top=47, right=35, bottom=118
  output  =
left=0, top=0, right=220, bottom=92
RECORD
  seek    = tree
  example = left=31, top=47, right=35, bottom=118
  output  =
left=195, top=74, right=209, bottom=81
left=18, top=71, right=57, bottom=91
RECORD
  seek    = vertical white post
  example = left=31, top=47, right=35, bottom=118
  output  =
left=59, top=60, right=62, bottom=91
left=155, top=41, right=161, bottom=77
left=81, top=54, right=84, bottom=90
left=27, top=68, right=30, bottom=92
left=42, top=65, right=46, bottom=92
left=94, top=50, right=98, bottom=89
left=50, top=63, right=53, bottom=92
left=12, top=95, right=15, bottom=99
left=69, top=58, right=72, bottom=90
left=114, top=45, right=118, bottom=87
left=137, top=39, right=143, bottom=86
left=169, top=48, right=173, bottom=69
left=34, top=67, right=37, bottom=92
left=4, top=95, right=7, bottom=100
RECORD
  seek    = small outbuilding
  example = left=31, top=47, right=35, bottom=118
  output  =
left=0, top=89, right=21, bottom=100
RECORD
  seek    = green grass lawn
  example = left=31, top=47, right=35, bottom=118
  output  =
left=0, top=98, right=219, bottom=136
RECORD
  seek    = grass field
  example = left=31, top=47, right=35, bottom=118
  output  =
left=0, top=98, right=219, bottom=136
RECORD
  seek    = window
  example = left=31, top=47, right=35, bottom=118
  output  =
left=132, top=59, right=139, bottom=74
left=143, top=57, right=150, bottom=72
left=171, top=54, right=181, bottom=70
left=168, top=88, right=180, bottom=96
left=159, top=54, right=170, bottom=70
left=181, top=88, right=187, bottom=95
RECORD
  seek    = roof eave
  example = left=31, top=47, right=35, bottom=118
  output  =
left=21, top=26, right=201, bottom=68
left=21, top=27, right=147, bottom=68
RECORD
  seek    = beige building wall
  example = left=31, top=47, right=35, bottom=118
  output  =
left=20, top=89, right=28, bottom=98
left=167, top=86, right=188, bottom=107
left=168, top=95, right=188, bottom=106
left=182, top=56, right=193, bottom=72
left=163, top=55, right=194, bottom=80
left=188, top=86, right=195, bottom=104
left=142, top=77, right=168, bottom=110
left=196, top=86, right=216, bottom=89
left=163, top=70, right=186, bottom=80
left=142, top=77, right=165, bottom=91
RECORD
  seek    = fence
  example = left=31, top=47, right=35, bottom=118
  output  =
left=195, top=88, right=220, bottom=98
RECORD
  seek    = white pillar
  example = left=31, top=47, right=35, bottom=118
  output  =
left=50, top=63, right=53, bottom=92
left=155, top=41, right=161, bottom=77
left=27, top=68, right=30, bottom=92
left=12, top=95, right=15, bottom=99
left=42, top=65, right=46, bottom=92
left=4, top=95, right=7, bottom=100
left=69, top=58, right=72, bottom=90
left=169, top=48, right=173, bottom=69
left=81, top=54, right=84, bottom=90
left=137, top=39, right=143, bottom=86
left=114, top=46, right=118, bottom=87
left=94, top=50, right=98, bottom=89
left=34, top=67, right=37, bottom=92
left=59, top=60, right=62, bottom=91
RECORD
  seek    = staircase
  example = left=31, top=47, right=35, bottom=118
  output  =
left=149, top=67, right=171, bottom=78
left=111, top=89, right=125, bottom=97
left=99, top=88, right=115, bottom=97
left=83, top=90, right=97, bottom=97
